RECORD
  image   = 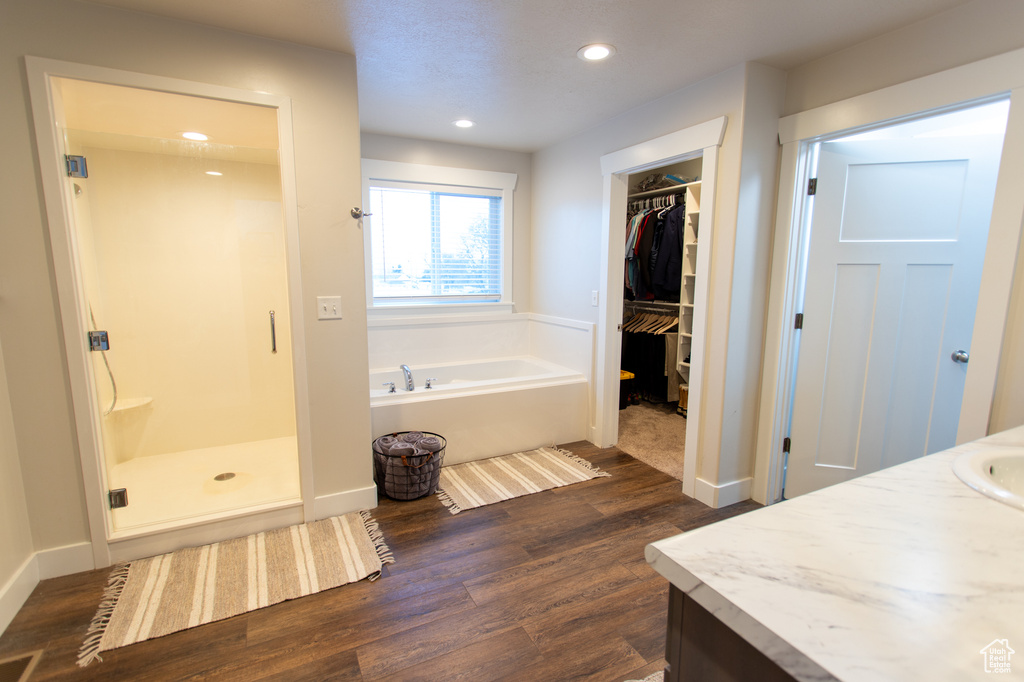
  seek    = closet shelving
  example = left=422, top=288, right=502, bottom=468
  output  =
left=676, top=182, right=700, bottom=382
left=627, top=179, right=701, bottom=200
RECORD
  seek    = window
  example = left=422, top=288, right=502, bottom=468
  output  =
left=362, top=160, right=516, bottom=309
left=369, top=183, right=501, bottom=300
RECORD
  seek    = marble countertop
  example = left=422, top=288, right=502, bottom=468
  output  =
left=646, top=426, right=1024, bottom=681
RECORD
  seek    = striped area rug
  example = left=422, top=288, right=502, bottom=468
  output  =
left=78, top=511, right=392, bottom=666
left=437, top=447, right=610, bottom=514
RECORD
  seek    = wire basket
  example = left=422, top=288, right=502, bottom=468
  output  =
left=371, top=431, right=446, bottom=500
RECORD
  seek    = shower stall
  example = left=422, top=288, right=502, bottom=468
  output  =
left=30, top=63, right=312, bottom=556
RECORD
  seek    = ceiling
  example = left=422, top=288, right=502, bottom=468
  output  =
left=81, top=0, right=969, bottom=152
left=59, top=77, right=279, bottom=149
left=59, top=77, right=281, bottom=163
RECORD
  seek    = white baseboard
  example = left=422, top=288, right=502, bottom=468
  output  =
left=694, top=476, right=753, bottom=508
left=0, top=555, right=39, bottom=636
left=1, top=542, right=97, bottom=636
left=314, top=485, right=378, bottom=520
left=35, top=542, right=94, bottom=580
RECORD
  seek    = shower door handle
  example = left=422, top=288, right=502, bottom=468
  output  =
left=269, top=310, right=277, bottom=354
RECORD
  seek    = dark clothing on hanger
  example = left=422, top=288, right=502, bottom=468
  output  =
left=625, top=195, right=685, bottom=302
left=652, top=204, right=686, bottom=301
left=621, top=328, right=668, bottom=402
left=635, top=211, right=658, bottom=299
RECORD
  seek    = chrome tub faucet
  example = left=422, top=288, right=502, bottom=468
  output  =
left=400, top=364, right=414, bottom=391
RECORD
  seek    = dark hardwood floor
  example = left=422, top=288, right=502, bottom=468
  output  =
left=0, top=442, right=759, bottom=681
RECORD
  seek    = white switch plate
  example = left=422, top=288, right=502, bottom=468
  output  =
left=316, top=296, right=342, bottom=320
left=591, top=290, right=599, bottom=306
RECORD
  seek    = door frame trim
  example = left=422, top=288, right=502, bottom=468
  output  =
left=754, top=47, right=1024, bottom=504
left=596, top=116, right=727, bottom=502
left=25, top=56, right=316, bottom=567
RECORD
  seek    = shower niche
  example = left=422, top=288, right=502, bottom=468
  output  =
left=46, top=75, right=307, bottom=539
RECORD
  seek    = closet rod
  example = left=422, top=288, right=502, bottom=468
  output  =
left=627, top=179, right=700, bottom=200
left=625, top=300, right=680, bottom=313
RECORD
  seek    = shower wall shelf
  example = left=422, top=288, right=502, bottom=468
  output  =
left=106, top=397, right=153, bottom=415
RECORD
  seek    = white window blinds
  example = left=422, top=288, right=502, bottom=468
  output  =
left=368, top=182, right=503, bottom=303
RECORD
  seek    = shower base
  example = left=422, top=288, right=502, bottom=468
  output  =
left=107, top=436, right=301, bottom=533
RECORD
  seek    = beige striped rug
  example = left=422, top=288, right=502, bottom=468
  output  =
left=78, top=511, right=392, bottom=666
left=437, top=447, right=610, bottom=514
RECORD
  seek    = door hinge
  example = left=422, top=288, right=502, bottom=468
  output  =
left=807, top=178, right=817, bottom=195
left=65, top=154, right=88, bottom=178
left=88, top=330, right=109, bottom=351
left=108, top=488, right=128, bottom=509
left=783, top=437, right=791, bottom=454
left=794, top=313, right=803, bottom=330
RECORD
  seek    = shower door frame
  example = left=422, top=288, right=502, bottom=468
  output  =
left=26, top=56, right=316, bottom=567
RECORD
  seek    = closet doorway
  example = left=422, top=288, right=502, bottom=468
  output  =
left=617, top=159, right=703, bottom=481
left=596, top=117, right=727, bottom=501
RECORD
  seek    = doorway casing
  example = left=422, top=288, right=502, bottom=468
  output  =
left=754, top=48, right=1024, bottom=504
left=26, top=57, right=316, bottom=567
left=596, top=116, right=727, bottom=502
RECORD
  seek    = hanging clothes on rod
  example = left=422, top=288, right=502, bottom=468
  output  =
left=624, top=192, right=686, bottom=302
left=621, top=302, right=681, bottom=404
left=621, top=312, right=677, bottom=334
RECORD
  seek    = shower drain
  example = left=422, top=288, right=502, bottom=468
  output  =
left=213, top=472, right=236, bottom=482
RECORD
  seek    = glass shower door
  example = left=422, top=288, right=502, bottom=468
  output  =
left=58, top=77, right=302, bottom=532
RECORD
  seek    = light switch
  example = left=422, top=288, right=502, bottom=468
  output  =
left=591, top=290, right=599, bottom=306
left=316, top=296, right=342, bottom=320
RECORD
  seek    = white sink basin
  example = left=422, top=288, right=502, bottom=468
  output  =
left=953, top=450, right=1024, bottom=510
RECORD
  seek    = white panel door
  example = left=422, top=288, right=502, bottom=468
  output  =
left=786, top=129, right=1004, bottom=497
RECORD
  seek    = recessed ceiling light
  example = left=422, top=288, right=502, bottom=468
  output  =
left=577, top=44, right=616, bottom=61
left=182, top=131, right=208, bottom=141
left=453, top=119, right=475, bottom=128
left=205, top=171, right=223, bottom=176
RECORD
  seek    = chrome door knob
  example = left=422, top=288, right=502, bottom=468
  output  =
left=951, top=350, right=970, bottom=364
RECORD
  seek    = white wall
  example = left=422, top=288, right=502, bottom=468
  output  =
left=711, top=63, right=787, bottom=485
left=1, top=0, right=370, bottom=558
left=0, top=339, right=35, bottom=633
left=784, top=0, right=1024, bottom=116
left=531, top=62, right=786, bottom=499
left=367, top=315, right=531, bottom=370
left=360, top=133, right=533, bottom=311
left=783, top=0, right=1024, bottom=435
left=992, top=238, right=1024, bottom=431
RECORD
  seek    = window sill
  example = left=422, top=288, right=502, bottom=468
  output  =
left=366, top=302, right=517, bottom=327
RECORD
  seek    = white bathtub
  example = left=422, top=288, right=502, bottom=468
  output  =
left=370, top=356, right=588, bottom=465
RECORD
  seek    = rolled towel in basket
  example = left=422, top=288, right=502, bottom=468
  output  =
left=400, top=431, right=424, bottom=443
left=416, top=435, right=443, bottom=453
left=399, top=447, right=434, bottom=467
left=388, top=442, right=416, bottom=457
left=375, top=434, right=400, bottom=454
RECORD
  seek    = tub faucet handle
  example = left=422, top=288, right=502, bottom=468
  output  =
left=425, top=377, right=437, bottom=389
left=383, top=381, right=396, bottom=393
